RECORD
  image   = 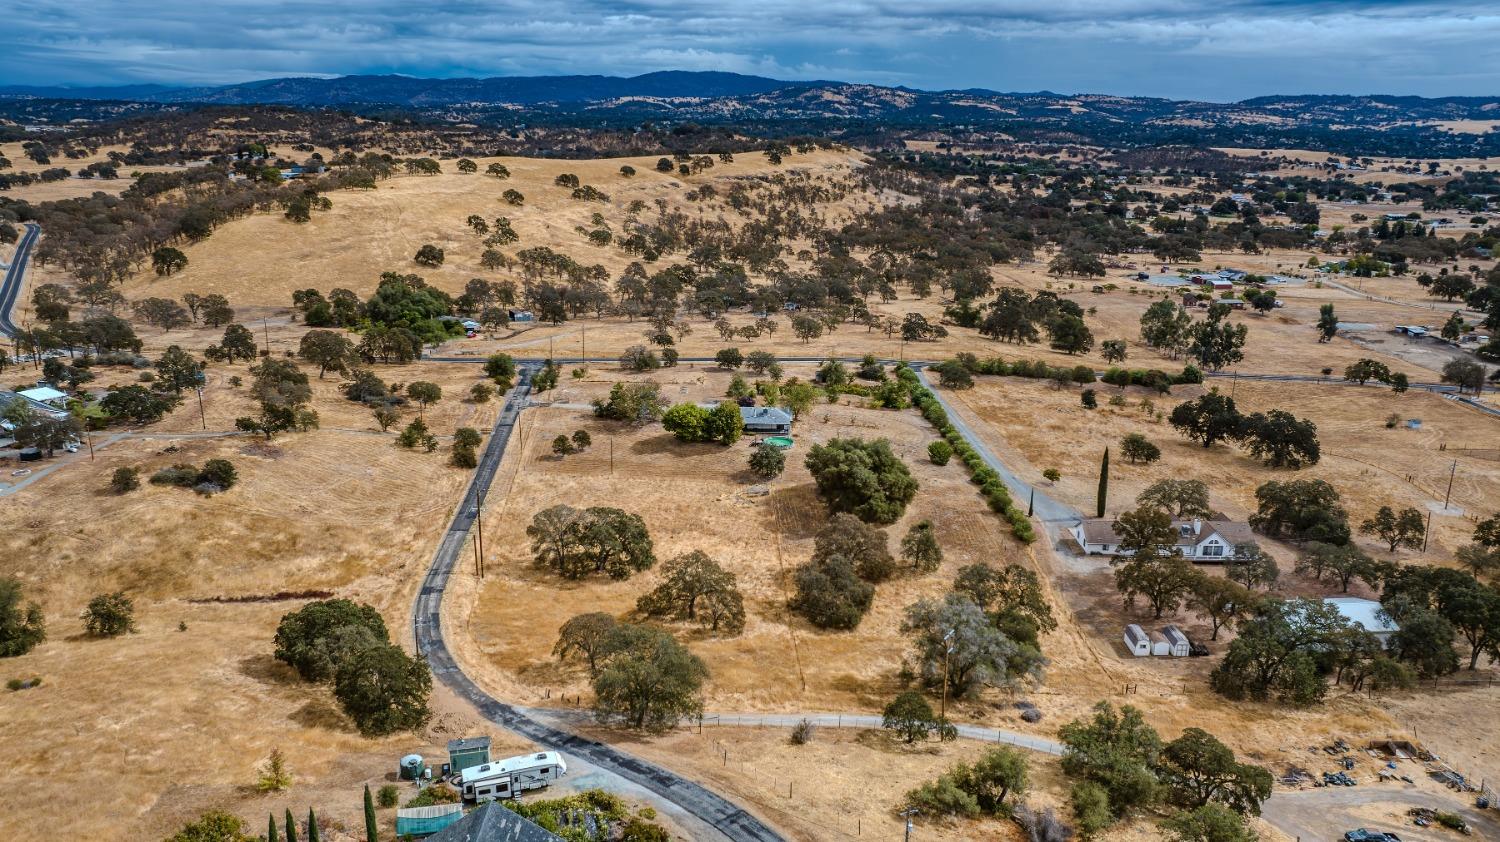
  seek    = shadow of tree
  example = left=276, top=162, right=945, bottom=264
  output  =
left=238, top=653, right=300, bottom=687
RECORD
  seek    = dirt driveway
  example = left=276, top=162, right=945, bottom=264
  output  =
left=1262, top=784, right=1500, bottom=841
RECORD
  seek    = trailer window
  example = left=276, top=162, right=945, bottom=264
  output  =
left=539, top=768, right=549, bottom=775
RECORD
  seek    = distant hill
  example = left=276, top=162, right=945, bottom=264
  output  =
left=3, top=73, right=1499, bottom=160
left=3, top=73, right=1498, bottom=127
left=0, top=71, right=824, bottom=107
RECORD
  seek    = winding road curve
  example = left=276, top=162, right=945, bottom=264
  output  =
left=0, top=222, right=41, bottom=338
left=411, top=365, right=786, bottom=842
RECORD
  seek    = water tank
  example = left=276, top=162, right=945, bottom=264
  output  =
left=399, top=754, right=426, bottom=781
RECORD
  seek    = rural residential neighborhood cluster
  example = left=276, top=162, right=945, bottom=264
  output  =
left=3, top=9, right=1500, bottom=842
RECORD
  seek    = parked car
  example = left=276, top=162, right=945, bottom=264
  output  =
left=1345, top=830, right=1402, bottom=842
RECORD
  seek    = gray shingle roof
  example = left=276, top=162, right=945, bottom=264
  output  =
left=1076, top=518, right=1254, bottom=548
left=427, top=803, right=564, bottom=842
left=740, top=406, right=793, bottom=425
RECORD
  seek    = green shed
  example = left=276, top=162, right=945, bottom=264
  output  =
left=447, top=736, right=491, bottom=774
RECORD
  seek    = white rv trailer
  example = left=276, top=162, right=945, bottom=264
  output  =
left=459, top=751, right=568, bottom=802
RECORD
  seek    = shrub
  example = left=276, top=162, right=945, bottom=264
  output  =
left=255, top=748, right=293, bottom=792
left=620, top=818, right=671, bottom=842
left=1, top=578, right=47, bottom=657
left=109, top=466, right=140, bottom=493
left=450, top=445, right=478, bottom=468
left=377, top=784, right=399, bottom=808
left=1435, top=811, right=1468, bottom=831
left=789, top=555, right=874, bottom=629
left=1081, top=388, right=1097, bottom=409
left=404, top=783, right=460, bottom=808
left=905, top=771, right=980, bottom=818
left=789, top=718, right=816, bottom=745
left=619, top=345, right=660, bottom=371
left=928, top=440, right=953, bottom=465
left=1121, top=433, right=1161, bottom=464
left=150, top=464, right=201, bottom=487
left=198, top=459, right=237, bottom=490
left=80, top=592, right=135, bottom=637
left=1070, top=781, right=1113, bottom=836
left=749, top=444, right=785, bottom=478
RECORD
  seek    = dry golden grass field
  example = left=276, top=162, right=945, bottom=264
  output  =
left=946, top=376, right=1500, bottom=561
left=589, top=723, right=1221, bottom=842
left=936, top=374, right=1500, bottom=782
left=6, top=137, right=1500, bottom=841
left=0, top=359, right=504, bottom=839
left=454, top=364, right=1022, bottom=713
left=114, top=148, right=864, bottom=308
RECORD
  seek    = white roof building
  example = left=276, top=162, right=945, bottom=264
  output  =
left=18, top=386, right=67, bottom=404
left=1324, top=597, right=1399, bottom=648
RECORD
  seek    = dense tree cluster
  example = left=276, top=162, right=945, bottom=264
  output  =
left=527, top=505, right=656, bottom=580
left=274, top=599, right=430, bottom=735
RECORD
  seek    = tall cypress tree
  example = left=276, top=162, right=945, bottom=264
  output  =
left=308, top=807, right=321, bottom=842
left=364, top=784, right=379, bottom=842
left=1096, top=447, right=1109, bottom=518
left=268, top=814, right=279, bottom=842
left=285, top=809, right=298, bottom=842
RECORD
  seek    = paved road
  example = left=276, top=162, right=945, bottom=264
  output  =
left=913, top=366, right=1083, bottom=526
left=0, top=222, right=41, bottom=338
left=410, top=365, right=785, bottom=842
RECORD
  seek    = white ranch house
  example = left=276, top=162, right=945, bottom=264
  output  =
left=1070, top=517, right=1256, bottom=562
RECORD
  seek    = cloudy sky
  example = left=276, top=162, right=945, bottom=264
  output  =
left=3, top=1, right=1499, bottom=100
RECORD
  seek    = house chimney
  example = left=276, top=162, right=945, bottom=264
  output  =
left=1192, top=518, right=1202, bottom=535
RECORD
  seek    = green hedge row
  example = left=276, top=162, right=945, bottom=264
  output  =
left=951, top=352, right=1202, bottom=393
left=907, top=376, right=1036, bottom=544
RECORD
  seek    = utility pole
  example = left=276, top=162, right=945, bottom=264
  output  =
left=85, top=427, right=94, bottom=461
left=476, top=506, right=487, bottom=578
left=939, top=629, right=954, bottom=725
left=900, top=808, right=919, bottom=842
left=581, top=322, right=586, bottom=369
left=472, top=530, right=482, bottom=578
left=261, top=317, right=271, bottom=353
left=1424, top=510, right=1433, bottom=552
left=1443, top=460, right=1457, bottom=511
left=195, top=385, right=206, bottom=430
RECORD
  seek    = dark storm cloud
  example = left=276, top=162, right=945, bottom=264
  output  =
left=2, top=0, right=1498, bottom=99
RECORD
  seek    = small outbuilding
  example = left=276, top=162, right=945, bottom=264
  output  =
left=1123, top=624, right=1150, bottom=657
left=1150, top=631, right=1171, bottom=657
left=17, top=385, right=67, bottom=406
left=1324, top=597, right=1400, bottom=648
left=1161, top=625, right=1191, bottom=657
left=448, top=736, right=491, bottom=775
